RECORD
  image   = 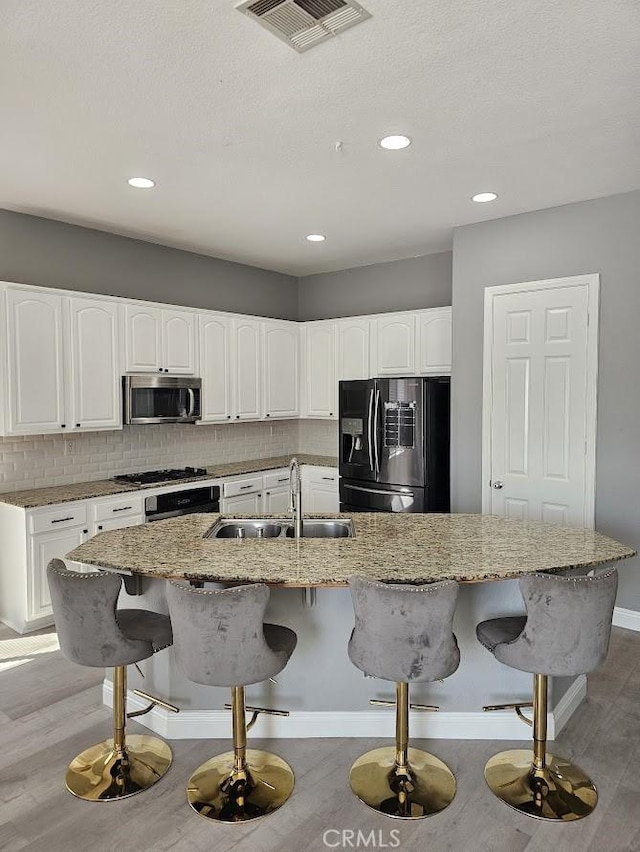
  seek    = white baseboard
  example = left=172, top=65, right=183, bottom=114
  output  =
left=104, top=676, right=586, bottom=741
left=613, top=606, right=640, bottom=632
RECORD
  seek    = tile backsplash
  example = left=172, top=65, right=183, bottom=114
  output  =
left=0, top=419, right=339, bottom=493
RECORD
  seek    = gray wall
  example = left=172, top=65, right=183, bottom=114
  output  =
left=0, top=210, right=298, bottom=319
left=451, top=190, right=640, bottom=610
left=298, top=251, right=452, bottom=320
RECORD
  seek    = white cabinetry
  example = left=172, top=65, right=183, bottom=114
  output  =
left=1, top=285, right=121, bottom=436
left=337, top=318, right=370, bottom=381
left=125, top=304, right=196, bottom=374
left=232, top=318, right=262, bottom=421
left=372, top=313, right=416, bottom=376
left=199, top=313, right=232, bottom=423
left=263, top=469, right=291, bottom=513
left=91, top=494, right=144, bottom=534
left=263, top=321, right=299, bottom=419
left=417, top=307, right=452, bottom=375
left=302, top=466, right=340, bottom=512
left=303, top=322, right=337, bottom=418
left=30, top=525, right=89, bottom=620
left=68, top=296, right=121, bottom=430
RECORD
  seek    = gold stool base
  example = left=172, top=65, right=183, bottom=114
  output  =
left=484, top=749, right=597, bottom=821
left=349, top=746, right=456, bottom=819
left=186, top=748, right=295, bottom=822
left=66, top=734, right=172, bottom=801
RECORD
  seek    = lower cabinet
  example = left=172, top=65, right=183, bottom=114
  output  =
left=263, top=487, right=290, bottom=513
left=29, top=524, right=89, bottom=622
left=222, top=492, right=263, bottom=514
left=303, top=466, right=340, bottom=513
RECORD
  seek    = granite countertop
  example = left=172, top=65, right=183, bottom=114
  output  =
left=67, top=512, right=636, bottom=586
left=0, top=454, right=338, bottom=509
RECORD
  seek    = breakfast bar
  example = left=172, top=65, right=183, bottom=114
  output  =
left=66, top=512, right=634, bottom=742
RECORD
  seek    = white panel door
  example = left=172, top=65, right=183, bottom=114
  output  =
left=263, top=321, right=299, bottom=418
left=337, top=318, right=370, bottom=381
left=417, top=308, right=452, bottom=374
left=5, top=287, right=66, bottom=433
left=232, top=318, right=262, bottom=420
left=305, top=322, right=337, bottom=418
left=93, top=515, right=144, bottom=534
left=68, top=296, right=121, bottom=430
left=199, top=313, right=232, bottom=422
left=125, top=304, right=163, bottom=372
left=373, top=314, right=416, bottom=376
left=484, top=276, right=598, bottom=527
left=29, top=526, right=88, bottom=621
left=222, top=492, right=263, bottom=513
left=263, top=488, right=290, bottom=513
left=163, top=310, right=196, bottom=375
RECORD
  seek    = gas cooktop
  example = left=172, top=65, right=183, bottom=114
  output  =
left=112, top=467, right=208, bottom=486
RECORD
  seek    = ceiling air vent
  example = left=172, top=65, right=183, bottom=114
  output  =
left=236, top=0, right=371, bottom=53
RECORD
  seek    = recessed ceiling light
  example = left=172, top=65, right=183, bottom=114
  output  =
left=379, top=135, right=411, bottom=150
left=472, top=191, right=498, bottom=203
left=127, top=177, right=155, bottom=189
left=306, top=234, right=326, bottom=242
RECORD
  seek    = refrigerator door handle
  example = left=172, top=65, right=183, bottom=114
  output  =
left=373, top=388, right=381, bottom=475
left=367, top=388, right=375, bottom=473
left=343, top=484, right=414, bottom=497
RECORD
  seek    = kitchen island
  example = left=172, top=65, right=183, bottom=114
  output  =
left=67, top=512, right=634, bottom=742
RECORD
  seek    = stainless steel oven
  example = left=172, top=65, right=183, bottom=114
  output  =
left=144, top=485, right=220, bottom=522
left=123, top=375, right=202, bottom=424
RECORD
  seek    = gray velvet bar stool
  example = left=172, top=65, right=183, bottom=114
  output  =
left=347, top=575, right=460, bottom=819
left=476, top=567, right=618, bottom=821
left=47, top=558, right=176, bottom=801
left=166, top=580, right=297, bottom=823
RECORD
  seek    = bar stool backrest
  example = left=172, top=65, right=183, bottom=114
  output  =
left=348, top=576, right=460, bottom=683
left=495, top=568, right=618, bottom=676
left=166, top=581, right=287, bottom=687
left=47, top=559, right=154, bottom=667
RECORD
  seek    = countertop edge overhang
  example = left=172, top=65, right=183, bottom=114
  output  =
left=0, top=454, right=338, bottom=509
left=66, top=512, right=636, bottom=587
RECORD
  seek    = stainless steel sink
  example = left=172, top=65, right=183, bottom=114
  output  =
left=205, top=520, right=288, bottom=539
left=204, top=518, right=354, bottom=540
left=286, top=520, right=353, bottom=538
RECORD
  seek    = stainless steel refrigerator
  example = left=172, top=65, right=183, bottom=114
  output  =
left=339, top=377, right=450, bottom=513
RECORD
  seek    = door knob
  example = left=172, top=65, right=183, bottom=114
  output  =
left=491, top=480, right=504, bottom=489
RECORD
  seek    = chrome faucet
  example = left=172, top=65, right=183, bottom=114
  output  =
left=288, top=457, right=303, bottom=539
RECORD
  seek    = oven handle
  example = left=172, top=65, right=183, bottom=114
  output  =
left=145, top=502, right=220, bottom=522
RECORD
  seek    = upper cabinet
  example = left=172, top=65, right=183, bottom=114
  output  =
left=303, top=321, right=337, bottom=418
left=199, top=313, right=232, bottom=423
left=3, top=287, right=66, bottom=434
left=417, top=307, right=452, bottom=375
left=372, top=313, right=416, bottom=376
left=232, top=317, right=262, bottom=420
left=337, top=318, right=370, bottom=381
left=67, top=296, right=121, bottom=430
left=263, top=321, right=299, bottom=418
left=124, top=304, right=196, bottom=374
left=1, top=286, right=121, bottom=436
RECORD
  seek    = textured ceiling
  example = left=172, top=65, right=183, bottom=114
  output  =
left=1, top=0, right=639, bottom=275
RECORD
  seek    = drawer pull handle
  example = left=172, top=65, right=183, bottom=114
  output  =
left=321, top=476, right=335, bottom=481
left=112, top=506, right=133, bottom=513
left=51, top=516, right=74, bottom=524
left=277, top=478, right=288, bottom=483
left=239, top=485, right=254, bottom=490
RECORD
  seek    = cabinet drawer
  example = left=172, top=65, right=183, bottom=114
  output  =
left=31, top=504, right=88, bottom=534
left=307, top=468, right=339, bottom=487
left=264, top=470, right=290, bottom=490
left=223, top=476, right=263, bottom=498
left=94, top=494, right=144, bottom=522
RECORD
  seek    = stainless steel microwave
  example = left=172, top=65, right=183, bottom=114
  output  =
left=123, top=375, right=202, bottom=424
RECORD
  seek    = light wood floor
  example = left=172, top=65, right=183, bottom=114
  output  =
left=1, top=623, right=639, bottom=852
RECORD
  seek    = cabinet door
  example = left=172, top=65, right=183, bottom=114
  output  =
left=337, top=318, right=370, bottom=381
left=263, top=487, right=290, bottom=514
left=222, top=492, right=262, bottom=513
left=232, top=318, right=262, bottom=420
left=263, top=321, right=299, bottom=418
left=163, top=310, right=197, bottom=375
left=373, top=314, right=416, bottom=376
left=125, top=304, right=163, bottom=372
left=5, top=287, right=66, bottom=434
left=94, top=514, right=144, bottom=534
left=68, top=296, right=121, bottom=430
left=417, top=308, right=452, bottom=374
left=309, top=484, right=340, bottom=513
left=199, top=313, right=232, bottom=422
left=304, top=322, right=337, bottom=418
left=29, top=526, right=88, bottom=621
